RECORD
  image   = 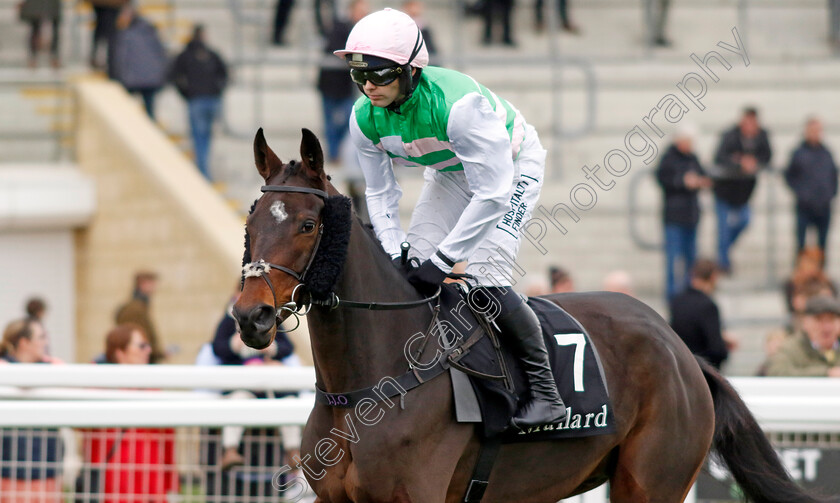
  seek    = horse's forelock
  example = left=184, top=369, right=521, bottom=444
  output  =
left=269, top=159, right=327, bottom=191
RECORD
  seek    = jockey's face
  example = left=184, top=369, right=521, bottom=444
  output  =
left=362, top=76, right=402, bottom=108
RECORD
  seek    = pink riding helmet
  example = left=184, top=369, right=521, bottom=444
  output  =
left=334, top=8, right=429, bottom=69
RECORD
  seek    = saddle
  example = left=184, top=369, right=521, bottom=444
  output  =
left=311, top=282, right=615, bottom=503
left=431, top=283, right=616, bottom=442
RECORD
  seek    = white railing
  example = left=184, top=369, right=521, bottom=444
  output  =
left=1, top=366, right=839, bottom=503
left=2, top=366, right=839, bottom=430
left=0, top=364, right=317, bottom=392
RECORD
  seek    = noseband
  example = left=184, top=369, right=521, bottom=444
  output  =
left=242, top=185, right=328, bottom=329
left=243, top=184, right=443, bottom=330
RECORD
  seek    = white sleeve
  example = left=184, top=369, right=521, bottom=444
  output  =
left=433, top=93, right=514, bottom=268
left=349, top=108, right=406, bottom=258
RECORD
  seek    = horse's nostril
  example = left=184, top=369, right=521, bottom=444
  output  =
left=253, top=304, right=276, bottom=331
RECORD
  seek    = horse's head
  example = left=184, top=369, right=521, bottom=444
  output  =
left=233, top=128, right=332, bottom=349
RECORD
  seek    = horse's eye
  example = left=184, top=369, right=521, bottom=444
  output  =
left=300, top=221, right=317, bottom=234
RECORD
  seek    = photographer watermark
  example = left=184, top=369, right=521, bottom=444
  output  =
left=269, top=25, right=751, bottom=502
left=520, top=27, right=749, bottom=256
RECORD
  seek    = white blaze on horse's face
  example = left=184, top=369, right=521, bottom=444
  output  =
left=270, top=201, right=288, bottom=225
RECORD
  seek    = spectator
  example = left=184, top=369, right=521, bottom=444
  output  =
left=88, top=0, right=127, bottom=70
left=0, top=317, right=50, bottom=364
left=712, top=107, right=772, bottom=274
left=210, top=289, right=298, bottom=471
left=108, top=5, right=168, bottom=119
left=830, top=0, right=840, bottom=53
left=170, top=25, right=229, bottom=180
left=463, top=0, right=484, bottom=17
left=755, top=330, right=791, bottom=377
left=18, top=0, right=62, bottom=69
left=313, top=0, right=340, bottom=37
left=317, top=0, right=369, bottom=164
left=669, top=259, right=737, bottom=369
left=534, top=0, right=579, bottom=34
left=784, top=117, right=838, bottom=259
left=549, top=266, right=574, bottom=293
left=105, top=323, right=152, bottom=365
left=645, top=0, right=670, bottom=46
left=116, top=271, right=165, bottom=363
left=783, top=247, right=836, bottom=314
left=77, top=324, right=178, bottom=503
left=524, top=276, right=550, bottom=297
left=758, top=279, right=833, bottom=375
left=656, top=124, right=712, bottom=299
left=1, top=318, right=63, bottom=503
left=481, top=0, right=515, bottom=46
left=272, top=0, right=295, bottom=45
left=789, top=278, right=835, bottom=332
left=602, top=270, right=634, bottom=297
left=402, top=1, right=438, bottom=62
left=25, top=296, right=47, bottom=322
left=765, top=296, right=840, bottom=377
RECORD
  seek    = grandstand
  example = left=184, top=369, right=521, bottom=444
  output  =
left=2, top=0, right=838, bottom=373
left=1, top=1, right=839, bottom=501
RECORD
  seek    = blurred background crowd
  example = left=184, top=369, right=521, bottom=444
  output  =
left=2, top=0, right=840, bottom=501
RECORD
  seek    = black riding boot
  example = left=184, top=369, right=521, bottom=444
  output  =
left=494, top=297, right=567, bottom=429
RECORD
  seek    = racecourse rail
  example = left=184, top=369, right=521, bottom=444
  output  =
left=0, top=365, right=839, bottom=431
left=0, top=365, right=838, bottom=503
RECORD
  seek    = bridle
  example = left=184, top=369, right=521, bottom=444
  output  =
left=242, top=184, right=441, bottom=330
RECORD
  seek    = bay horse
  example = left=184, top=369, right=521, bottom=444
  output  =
left=234, top=128, right=825, bottom=503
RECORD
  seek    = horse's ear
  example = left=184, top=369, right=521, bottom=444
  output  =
left=300, top=128, right=325, bottom=176
left=253, top=128, right=283, bottom=181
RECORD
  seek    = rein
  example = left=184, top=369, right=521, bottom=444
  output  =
left=242, top=184, right=441, bottom=329
left=246, top=184, right=501, bottom=412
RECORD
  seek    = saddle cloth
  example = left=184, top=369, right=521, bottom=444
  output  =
left=437, top=286, right=616, bottom=442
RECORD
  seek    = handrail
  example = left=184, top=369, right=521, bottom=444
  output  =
left=0, top=386, right=221, bottom=401
left=0, top=373, right=838, bottom=431
left=0, top=364, right=317, bottom=391
left=0, top=397, right=315, bottom=427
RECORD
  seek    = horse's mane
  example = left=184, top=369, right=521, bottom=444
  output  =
left=359, top=220, right=392, bottom=259
left=305, top=195, right=352, bottom=300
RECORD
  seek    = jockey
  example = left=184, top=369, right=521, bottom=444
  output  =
left=336, top=8, right=566, bottom=429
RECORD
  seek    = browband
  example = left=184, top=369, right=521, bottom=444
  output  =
left=261, top=185, right=329, bottom=199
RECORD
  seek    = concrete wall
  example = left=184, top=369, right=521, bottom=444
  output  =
left=0, top=231, right=77, bottom=362
left=0, top=166, right=95, bottom=362
left=73, top=79, right=248, bottom=364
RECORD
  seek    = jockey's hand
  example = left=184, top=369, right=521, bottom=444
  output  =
left=391, top=256, right=416, bottom=274
left=406, top=259, right=447, bottom=296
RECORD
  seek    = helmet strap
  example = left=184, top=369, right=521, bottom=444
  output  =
left=388, top=67, right=423, bottom=113
left=406, top=29, right=425, bottom=67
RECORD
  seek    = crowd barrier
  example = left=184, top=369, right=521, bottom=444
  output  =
left=0, top=365, right=838, bottom=502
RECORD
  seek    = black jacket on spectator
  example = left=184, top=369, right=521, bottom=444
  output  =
left=713, top=125, right=772, bottom=206
left=0, top=356, right=61, bottom=480
left=317, top=20, right=355, bottom=100
left=669, top=287, right=729, bottom=369
left=212, top=313, right=293, bottom=366
left=170, top=39, right=228, bottom=99
left=656, top=144, right=706, bottom=227
left=784, top=141, right=838, bottom=216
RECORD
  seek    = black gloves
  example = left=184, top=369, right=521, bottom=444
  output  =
left=406, top=259, right=448, bottom=296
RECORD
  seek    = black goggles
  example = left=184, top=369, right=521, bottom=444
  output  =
left=350, top=66, right=403, bottom=87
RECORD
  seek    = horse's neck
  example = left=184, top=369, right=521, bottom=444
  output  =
left=307, top=217, right=430, bottom=392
